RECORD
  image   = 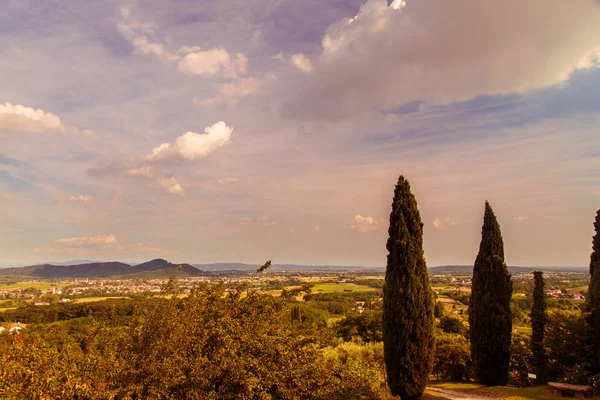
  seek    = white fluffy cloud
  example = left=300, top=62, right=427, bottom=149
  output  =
left=286, top=0, right=600, bottom=119
left=289, top=53, right=313, bottom=73
left=0, top=103, right=66, bottom=134
left=178, top=48, right=248, bottom=78
left=117, top=6, right=248, bottom=76
left=198, top=75, right=276, bottom=107
left=153, top=176, right=184, bottom=195
left=349, top=214, right=378, bottom=232
left=147, top=121, right=233, bottom=161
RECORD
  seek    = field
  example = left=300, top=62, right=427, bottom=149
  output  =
left=311, top=282, right=376, bottom=293
left=268, top=282, right=377, bottom=297
left=72, top=296, right=127, bottom=303
left=0, top=281, right=54, bottom=290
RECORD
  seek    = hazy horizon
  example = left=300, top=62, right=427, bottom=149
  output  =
left=1, top=0, right=599, bottom=268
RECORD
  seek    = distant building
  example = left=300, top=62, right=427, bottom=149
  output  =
left=8, top=322, right=27, bottom=333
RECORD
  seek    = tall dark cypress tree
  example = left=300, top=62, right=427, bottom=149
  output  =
left=383, top=176, right=435, bottom=400
left=587, top=210, right=600, bottom=373
left=531, top=271, right=547, bottom=384
left=469, top=201, right=513, bottom=386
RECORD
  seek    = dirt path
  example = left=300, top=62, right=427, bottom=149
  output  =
left=426, top=387, right=494, bottom=400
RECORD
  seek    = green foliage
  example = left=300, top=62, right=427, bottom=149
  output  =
left=469, top=201, right=513, bottom=386
left=434, top=301, right=445, bottom=318
left=587, top=209, right=600, bottom=373
left=439, top=314, right=468, bottom=336
left=531, top=271, right=548, bottom=384
left=319, top=342, right=393, bottom=400
left=508, top=332, right=532, bottom=387
left=0, top=297, right=136, bottom=324
left=383, top=176, right=435, bottom=399
left=336, top=310, right=383, bottom=343
left=433, top=333, right=472, bottom=381
left=545, top=309, right=589, bottom=382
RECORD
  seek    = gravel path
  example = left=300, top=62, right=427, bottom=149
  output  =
left=426, top=386, right=495, bottom=400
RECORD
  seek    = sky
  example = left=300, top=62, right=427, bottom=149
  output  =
left=0, top=0, right=599, bottom=268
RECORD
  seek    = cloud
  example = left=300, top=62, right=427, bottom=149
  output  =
left=289, top=53, right=313, bottom=73
left=197, top=75, right=276, bottom=107
left=127, top=166, right=184, bottom=195
left=349, top=214, right=378, bottom=232
left=147, top=121, right=233, bottom=161
left=513, top=216, right=527, bottom=222
left=152, top=175, right=184, bottom=195
left=285, top=0, right=600, bottom=119
left=32, top=234, right=168, bottom=255
left=0, top=103, right=66, bottom=134
left=55, top=234, right=118, bottom=248
left=0, top=103, right=97, bottom=136
left=274, top=53, right=313, bottom=73
left=70, top=195, right=93, bottom=203
left=89, top=121, right=233, bottom=195
left=178, top=48, right=248, bottom=78
left=117, top=6, right=247, bottom=74
left=432, top=217, right=442, bottom=229
left=117, top=6, right=172, bottom=61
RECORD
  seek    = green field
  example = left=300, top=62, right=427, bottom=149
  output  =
left=267, top=282, right=377, bottom=297
left=311, top=283, right=377, bottom=293
left=72, top=296, right=127, bottom=304
left=0, top=281, right=54, bottom=290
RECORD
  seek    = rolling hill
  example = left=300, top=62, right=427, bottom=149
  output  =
left=0, top=259, right=203, bottom=279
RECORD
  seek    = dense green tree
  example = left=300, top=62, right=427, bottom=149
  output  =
left=383, top=176, right=435, bottom=399
left=587, top=209, right=600, bottom=373
left=439, top=314, right=468, bottom=336
left=469, top=201, right=513, bottom=386
left=531, top=271, right=548, bottom=384
left=434, top=301, right=445, bottom=318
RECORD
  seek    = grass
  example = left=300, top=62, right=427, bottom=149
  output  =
left=0, top=281, right=54, bottom=290
left=310, top=283, right=376, bottom=293
left=0, top=307, right=17, bottom=313
left=72, top=296, right=127, bottom=303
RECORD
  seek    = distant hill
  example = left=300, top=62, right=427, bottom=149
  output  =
left=0, top=259, right=203, bottom=279
left=428, top=265, right=588, bottom=275
left=193, top=263, right=375, bottom=271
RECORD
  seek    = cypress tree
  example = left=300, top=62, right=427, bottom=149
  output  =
left=587, top=210, right=600, bottom=373
left=469, top=201, right=513, bottom=386
left=531, top=271, right=547, bottom=384
left=383, top=176, right=435, bottom=400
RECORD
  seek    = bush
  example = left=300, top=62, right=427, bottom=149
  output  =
left=433, top=333, right=471, bottom=381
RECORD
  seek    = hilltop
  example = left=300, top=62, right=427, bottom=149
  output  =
left=0, top=259, right=202, bottom=279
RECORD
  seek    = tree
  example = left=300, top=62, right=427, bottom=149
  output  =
left=531, top=271, right=547, bottom=384
left=469, top=201, right=513, bottom=386
left=383, top=176, right=435, bottom=399
left=433, top=333, right=471, bottom=381
left=587, top=209, right=600, bottom=374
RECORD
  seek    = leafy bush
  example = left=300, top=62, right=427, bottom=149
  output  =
left=433, top=333, right=471, bottom=381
